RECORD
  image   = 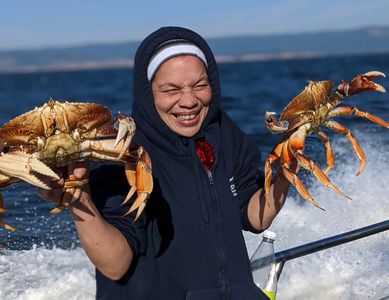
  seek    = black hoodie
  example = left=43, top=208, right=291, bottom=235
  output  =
left=92, top=26, right=268, bottom=300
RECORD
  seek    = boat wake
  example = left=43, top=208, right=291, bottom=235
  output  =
left=0, top=246, right=95, bottom=300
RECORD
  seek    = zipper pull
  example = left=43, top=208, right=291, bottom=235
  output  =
left=207, top=171, right=214, bottom=185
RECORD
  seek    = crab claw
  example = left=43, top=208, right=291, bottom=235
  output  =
left=265, top=111, right=289, bottom=134
left=113, top=113, right=136, bottom=159
left=337, top=71, right=386, bottom=97
left=0, top=152, right=59, bottom=189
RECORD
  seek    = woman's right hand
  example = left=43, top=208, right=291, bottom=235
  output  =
left=38, top=162, right=90, bottom=207
left=38, top=162, right=134, bottom=280
left=39, top=161, right=134, bottom=280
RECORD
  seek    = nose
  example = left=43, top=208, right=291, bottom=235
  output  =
left=178, top=89, right=197, bottom=108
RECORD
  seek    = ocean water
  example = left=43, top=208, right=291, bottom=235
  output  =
left=0, top=53, right=389, bottom=299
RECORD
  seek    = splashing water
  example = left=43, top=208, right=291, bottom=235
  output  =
left=0, top=246, right=95, bottom=300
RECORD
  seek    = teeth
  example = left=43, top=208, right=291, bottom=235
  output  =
left=176, top=114, right=197, bottom=121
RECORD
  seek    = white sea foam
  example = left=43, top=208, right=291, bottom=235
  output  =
left=0, top=246, right=95, bottom=300
left=0, top=133, right=388, bottom=300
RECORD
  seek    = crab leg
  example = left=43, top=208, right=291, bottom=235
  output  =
left=77, top=139, right=125, bottom=160
left=122, top=164, right=138, bottom=204
left=316, top=130, right=334, bottom=174
left=324, top=120, right=366, bottom=175
left=277, top=139, right=321, bottom=208
left=288, top=124, right=351, bottom=201
left=264, top=142, right=284, bottom=193
left=123, top=148, right=153, bottom=222
left=77, top=138, right=142, bottom=162
left=48, top=173, right=89, bottom=214
left=281, top=166, right=323, bottom=210
left=328, top=106, right=389, bottom=129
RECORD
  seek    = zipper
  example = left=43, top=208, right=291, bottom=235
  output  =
left=194, top=139, right=229, bottom=289
left=205, top=166, right=229, bottom=290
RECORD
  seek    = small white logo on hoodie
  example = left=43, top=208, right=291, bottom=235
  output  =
left=229, top=177, right=237, bottom=196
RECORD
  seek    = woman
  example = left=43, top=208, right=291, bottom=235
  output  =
left=40, top=26, right=293, bottom=299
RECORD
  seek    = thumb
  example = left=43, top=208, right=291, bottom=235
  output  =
left=72, top=162, right=89, bottom=179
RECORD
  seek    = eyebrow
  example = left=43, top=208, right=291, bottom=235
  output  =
left=193, top=75, right=209, bottom=84
left=161, top=75, right=208, bottom=86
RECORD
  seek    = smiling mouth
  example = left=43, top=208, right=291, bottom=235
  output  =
left=174, top=112, right=199, bottom=121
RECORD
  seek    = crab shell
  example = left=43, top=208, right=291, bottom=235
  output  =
left=265, top=80, right=336, bottom=135
left=0, top=100, right=116, bottom=147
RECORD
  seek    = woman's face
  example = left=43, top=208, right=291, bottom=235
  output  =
left=151, top=55, right=212, bottom=137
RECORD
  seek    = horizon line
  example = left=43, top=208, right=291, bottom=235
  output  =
left=1, top=24, right=388, bottom=53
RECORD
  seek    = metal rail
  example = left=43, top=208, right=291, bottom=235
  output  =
left=250, top=220, right=389, bottom=279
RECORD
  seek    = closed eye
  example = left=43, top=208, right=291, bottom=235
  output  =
left=193, top=82, right=209, bottom=91
left=162, top=88, right=179, bottom=93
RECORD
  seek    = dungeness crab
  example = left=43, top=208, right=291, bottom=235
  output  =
left=0, top=100, right=153, bottom=231
left=264, top=71, right=387, bottom=208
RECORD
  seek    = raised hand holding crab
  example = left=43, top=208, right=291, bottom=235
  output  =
left=264, top=71, right=387, bottom=209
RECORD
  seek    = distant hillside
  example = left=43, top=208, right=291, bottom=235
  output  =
left=1, top=26, right=389, bottom=74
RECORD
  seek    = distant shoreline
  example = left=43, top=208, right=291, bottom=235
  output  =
left=2, top=26, right=389, bottom=75
left=1, top=52, right=324, bottom=75
left=0, top=50, right=388, bottom=75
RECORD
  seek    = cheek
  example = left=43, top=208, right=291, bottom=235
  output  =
left=199, top=88, right=212, bottom=105
left=154, top=95, right=174, bottom=114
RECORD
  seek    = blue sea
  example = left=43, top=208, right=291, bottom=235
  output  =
left=0, top=54, right=388, bottom=299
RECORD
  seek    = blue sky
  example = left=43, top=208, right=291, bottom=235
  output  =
left=1, top=0, right=389, bottom=51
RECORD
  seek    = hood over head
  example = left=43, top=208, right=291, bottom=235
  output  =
left=132, top=26, right=221, bottom=151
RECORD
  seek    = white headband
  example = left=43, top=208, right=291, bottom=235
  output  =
left=147, top=42, right=208, bottom=81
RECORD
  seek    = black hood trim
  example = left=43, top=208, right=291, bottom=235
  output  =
left=132, top=26, right=221, bottom=154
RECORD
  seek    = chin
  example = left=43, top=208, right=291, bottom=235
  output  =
left=176, top=127, right=200, bottom=137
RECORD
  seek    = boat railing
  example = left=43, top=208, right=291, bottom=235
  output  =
left=250, top=219, right=389, bottom=279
